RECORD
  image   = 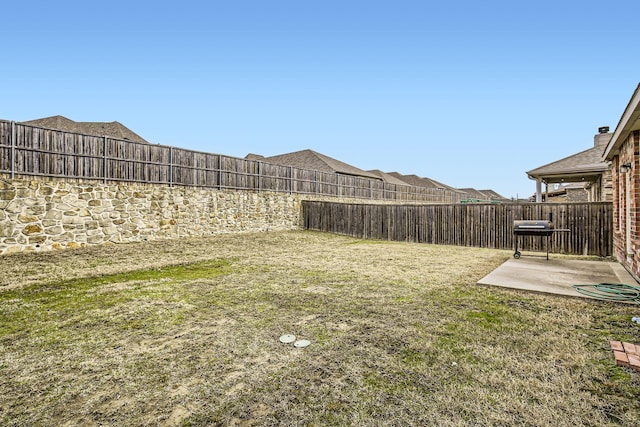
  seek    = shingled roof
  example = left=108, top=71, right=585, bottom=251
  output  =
left=478, top=189, right=508, bottom=200
left=255, top=149, right=382, bottom=180
left=386, top=172, right=464, bottom=194
left=457, top=188, right=508, bottom=200
left=367, top=170, right=409, bottom=185
left=526, top=132, right=611, bottom=183
left=456, top=188, right=485, bottom=200
left=22, top=115, right=149, bottom=144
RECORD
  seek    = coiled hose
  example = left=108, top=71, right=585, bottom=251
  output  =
left=572, top=283, right=640, bottom=304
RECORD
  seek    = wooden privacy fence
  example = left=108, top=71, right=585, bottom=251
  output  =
left=302, top=201, right=614, bottom=257
left=0, top=120, right=463, bottom=203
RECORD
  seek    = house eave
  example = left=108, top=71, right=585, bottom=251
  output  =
left=528, top=172, right=603, bottom=184
left=604, top=83, right=640, bottom=160
left=527, top=164, right=608, bottom=181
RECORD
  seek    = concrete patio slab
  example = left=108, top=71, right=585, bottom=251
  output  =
left=477, top=256, right=638, bottom=299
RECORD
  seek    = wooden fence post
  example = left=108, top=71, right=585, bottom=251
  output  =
left=169, top=147, right=173, bottom=187
left=103, top=136, right=107, bottom=184
left=10, top=121, right=15, bottom=179
left=218, top=155, right=222, bottom=190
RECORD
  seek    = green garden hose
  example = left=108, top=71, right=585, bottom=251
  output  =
left=572, top=283, right=640, bottom=304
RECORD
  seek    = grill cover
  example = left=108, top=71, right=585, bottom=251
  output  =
left=513, top=220, right=554, bottom=236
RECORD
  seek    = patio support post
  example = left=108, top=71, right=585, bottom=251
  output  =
left=536, top=178, right=542, bottom=202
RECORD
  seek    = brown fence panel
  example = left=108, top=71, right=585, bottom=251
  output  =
left=108, top=138, right=136, bottom=182
left=218, top=156, right=259, bottom=190
left=0, top=120, right=480, bottom=204
left=0, top=121, right=10, bottom=173
left=11, top=124, right=105, bottom=179
left=179, top=150, right=218, bottom=187
left=293, top=167, right=328, bottom=195
left=199, top=152, right=220, bottom=188
left=318, top=171, right=339, bottom=197
left=150, top=145, right=173, bottom=184
left=260, top=162, right=291, bottom=193
left=302, top=201, right=614, bottom=257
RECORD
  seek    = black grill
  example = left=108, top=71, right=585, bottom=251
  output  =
left=513, top=220, right=555, bottom=259
left=513, top=220, right=554, bottom=236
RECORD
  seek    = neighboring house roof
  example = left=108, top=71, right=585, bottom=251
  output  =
left=604, top=82, right=640, bottom=160
left=21, top=115, right=149, bottom=144
left=387, top=172, right=440, bottom=189
left=257, top=149, right=382, bottom=180
left=367, top=170, right=410, bottom=186
left=387, top=172, right=463, bottom=193
left=526, top=132, right=611, bottom=184
left=478, top=189, right=508, bottom=200
left=458, top=188, right=487, bottom=199
left=457, top=188, right=508, bottom=201
left=457, top=188, right=504, bottom=200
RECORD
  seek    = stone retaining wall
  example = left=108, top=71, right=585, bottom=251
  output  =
left=0, top=178, right=303, bottom=255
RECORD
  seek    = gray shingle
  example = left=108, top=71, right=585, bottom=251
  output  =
left=261, top=149, right=381, bottom=180
left=387, top=172, right=462, bottom=193
left=527, top=135, right=610, bottom=178
left=367, top=170, right=409, bottom=185
left=21, top=115, right=149, bottom=144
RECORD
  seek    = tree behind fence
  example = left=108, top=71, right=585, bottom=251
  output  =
left=302, top=201, right=613, bottom=257
left=0, top=120, right=464, bottom=203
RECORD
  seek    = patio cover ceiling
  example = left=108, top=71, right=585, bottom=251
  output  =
left=527, top=164, right=608, bottom=185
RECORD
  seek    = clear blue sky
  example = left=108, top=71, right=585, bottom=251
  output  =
left=2, top=1, right=639, bottom=199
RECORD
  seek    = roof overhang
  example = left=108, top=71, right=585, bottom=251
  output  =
left=604, top=83, right=640, bottom=160
left=527, top=164, right=608, bottom=184
left=529, top=172, right=602, bottom=185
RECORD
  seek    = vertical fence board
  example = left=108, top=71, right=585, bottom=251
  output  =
left=0, top=122, right=10, bottom=173
left=2, top=120, right=496, bottom=204
left=302, top=201, right=613, bottom=257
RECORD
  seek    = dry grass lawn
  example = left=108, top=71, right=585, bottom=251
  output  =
left=1, top=230, right=639, bottom=426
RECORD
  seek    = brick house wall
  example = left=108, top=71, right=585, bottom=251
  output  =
left=611, top=130, right=640, bottom=278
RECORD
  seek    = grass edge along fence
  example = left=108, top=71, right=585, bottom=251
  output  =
left=0, top=120, right=463, bottom=204
left=302, top=201, right=613, bottom=257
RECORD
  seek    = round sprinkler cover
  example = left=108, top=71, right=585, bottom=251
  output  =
left=294, top=339, right=311, bottom=348
left=279, top=334, right=296, bottom=344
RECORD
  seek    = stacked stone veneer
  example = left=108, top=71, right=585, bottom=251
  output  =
left=0, top=178, right=303, bottom=255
